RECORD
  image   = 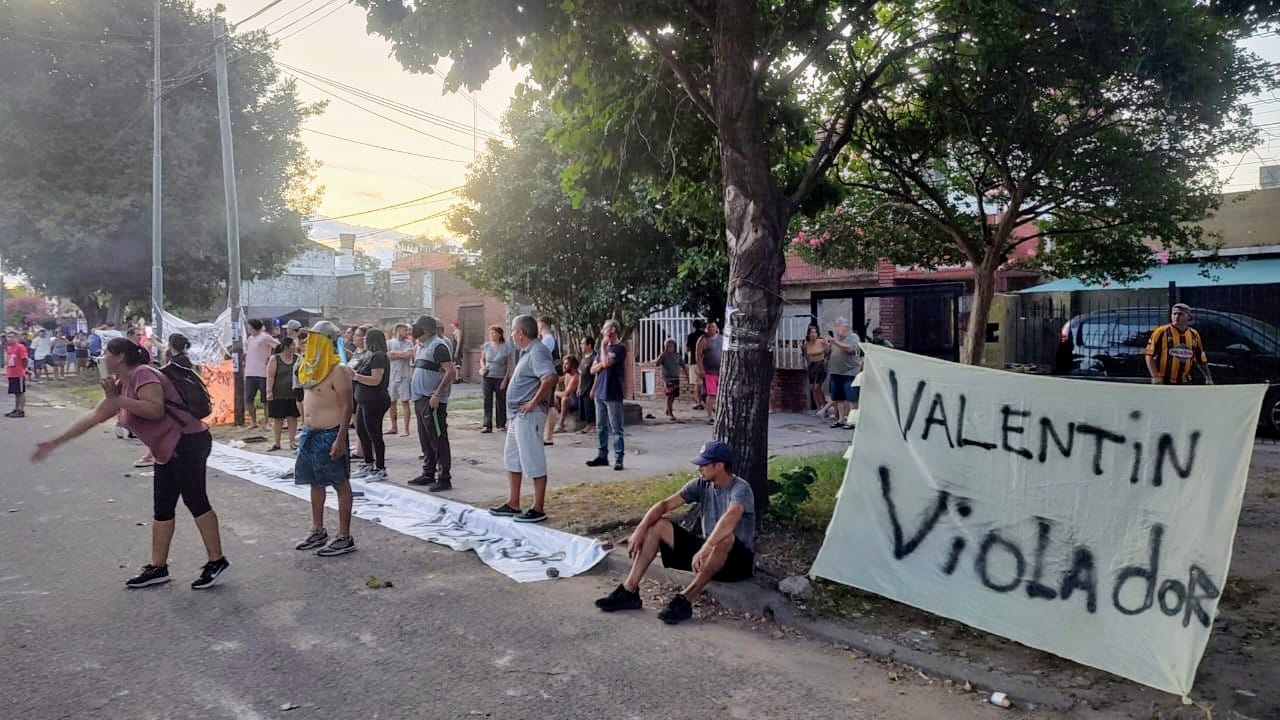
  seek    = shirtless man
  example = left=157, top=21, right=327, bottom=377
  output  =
left=292, top=321, right=358, bottom=557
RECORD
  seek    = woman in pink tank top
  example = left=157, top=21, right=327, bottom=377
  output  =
left=33, top=339, right=230, bottom=590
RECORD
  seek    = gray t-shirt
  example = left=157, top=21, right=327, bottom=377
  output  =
left=411, top=336, right=453, bottom=402
left=827, top=332, right=862, bottom=376
left=679, top=475, right=756, bottom=551
left=482, top=341, right=513, bottom=379
left=506, top=340, right=558, bottom=414
left=387, top=338, right=413, bottom=383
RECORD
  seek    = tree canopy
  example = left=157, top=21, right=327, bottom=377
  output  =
left=790, top=0, right=1278, bottom=362
left=450, top=98, right=724, bottom=339
left=0, top=0, right=320, bottom=324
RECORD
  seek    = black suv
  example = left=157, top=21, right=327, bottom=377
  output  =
left=1055, top=307, right=1280, bottom=434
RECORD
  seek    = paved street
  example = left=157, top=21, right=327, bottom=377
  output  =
left=0, top=396, right=1037, bottom=720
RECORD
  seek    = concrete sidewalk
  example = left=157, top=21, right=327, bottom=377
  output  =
left=232, top=384, right=853, bottom=507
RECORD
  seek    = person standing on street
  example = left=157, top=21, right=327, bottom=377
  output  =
left=6, top=331, right=29, bottom=418
left=49, top=332, right=68, bottom=381
left=804, top=325, right=830, bottom=415
left=408, top=315, right=456, bottom=491
left=30, top=328, right=51, bottom=384
left=1144, top=303, right=1213, bottom=385
left=352, top=329, right=391, bottom=482
left=166, top=334, right=194, bottom=369
left=587, top=319, right=627, bottom=471
left=450, top=319, right=464, bottom=380
left=33, top=338, right=229, bottom=589
left=826, top=318, right=862, bottom=429
left=479, top=324, right=513, bottom=433
left=386, top=323, right=414, bottom=437
left=292, top=321, right=358, bottom=557
left=242, top=319, right=278, bottom=430
left=686, top=319, right=706, bottom=410
left=577, top=336, right=597, bottom=435
left=265, top=336, right=301, bottom=452
left=695, top=322, right=723, bottom=425
left=659, top=339, right=685, bottom=421
left=489, top=315, right=559, bottom=523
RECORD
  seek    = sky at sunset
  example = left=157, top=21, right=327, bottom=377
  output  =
left=198, top=0, right=522, bottom=245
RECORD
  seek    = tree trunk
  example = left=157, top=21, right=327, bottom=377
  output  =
left=710, top=0, right=789, bottom=517
left=961, top=255, right=1000, bottom=365
left=107, top=297, right=127, bottom=327
left=75, top=295, right=106, bottom=327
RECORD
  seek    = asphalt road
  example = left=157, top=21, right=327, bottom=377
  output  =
left=0, top=399, right=1020, bottom=720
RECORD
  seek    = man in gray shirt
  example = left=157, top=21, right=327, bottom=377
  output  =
left=408, top=315, right=456, bottom=492
left=488, top=315, right=559, bottom=524
left=386, top=323, right=414, bottom=437
left=826, top=318, right=862, bottom=429
left=594, top=440, right=755, bottom=625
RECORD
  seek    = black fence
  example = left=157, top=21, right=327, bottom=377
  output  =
left=1006, top=282, right=1280, bottom=380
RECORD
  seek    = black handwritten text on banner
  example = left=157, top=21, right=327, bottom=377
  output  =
left=811, top=346, right=1264, bottom=696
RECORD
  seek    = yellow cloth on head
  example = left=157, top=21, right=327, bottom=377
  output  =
left=296, top=332, right=340, bottom=389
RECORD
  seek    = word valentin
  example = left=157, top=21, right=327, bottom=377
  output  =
left=889, top=372, right=1201, bottom=487
left=879, top=466, right=1220, bottom=628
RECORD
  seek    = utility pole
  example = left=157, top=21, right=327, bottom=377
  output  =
left=214, top=19, right=245, bottom=426
left=151, top=0, right=164, bottom=348
left=471, top=92, right=477, bottom=160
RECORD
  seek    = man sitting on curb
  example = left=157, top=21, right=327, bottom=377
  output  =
left=595, top=440, right=756, bottom=624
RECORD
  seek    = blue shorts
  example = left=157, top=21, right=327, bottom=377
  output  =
left=294, top=426, right=350, bottom=487
left=829, top=374, right=853, bottom=402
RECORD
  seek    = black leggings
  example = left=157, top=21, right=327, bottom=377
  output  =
left=153, top=430, right=213, bottom=522
left=356, top=395, right=391, bottom=469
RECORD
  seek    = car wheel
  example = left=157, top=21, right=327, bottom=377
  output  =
left=1267, top=390, right=1280, bottom=436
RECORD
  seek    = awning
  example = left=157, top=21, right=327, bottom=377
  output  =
left=1021, top=257, right=1280, bottom=293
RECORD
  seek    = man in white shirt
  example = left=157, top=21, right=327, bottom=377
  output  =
left=30, top=329, right=52, bottom=383
left=242, top=319, right=278, bottom=430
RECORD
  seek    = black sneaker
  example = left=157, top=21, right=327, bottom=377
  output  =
left=488, top=503, right=521, bottom=517
left=585, top=457, right=609, bottom=467
left=613, top=461, right=624, bottom=471
left=191, top=557, right=231, bottom=589
left=657, top=593, right=694, bottom=625
left=691, top=403, right=705, bottom=411
left=295, top=528, right=328, bottom=551
left=125, top=564, right=170, bottom=589
left=407, top=475, right=434, bottom=486
left=595, top=583, right=643, bottom=612
left=513, top=509, right=547, bottom=524
left=830, top=421, right=847, bottom=429
left=427, top=480, right=452, bottom=493
left=317, top=536, right=356, bottom=556
left=7, top=410, right=24, bottom=418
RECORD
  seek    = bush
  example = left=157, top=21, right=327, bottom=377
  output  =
left=767, top=465, right=818, bottom=522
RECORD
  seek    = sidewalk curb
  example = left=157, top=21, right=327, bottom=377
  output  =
left=594, top=549, right=1094, bottom=712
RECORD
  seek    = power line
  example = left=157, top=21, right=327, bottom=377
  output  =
left=278, top=61, right=506, bottom=141
left=301, top=128, right=470, bottom=163
left=264, top=0, right=344, bottom=38
left=280, top=71, right=480, bottom=152
left=234, top=0, right=291, bottom=27
left=274, top=1, right=348, bottom=43
left=355, top=208, right=455, bottom=238
left=312, top=186, right=462, bottom=221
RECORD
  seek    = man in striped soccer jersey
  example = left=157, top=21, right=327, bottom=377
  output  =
left=1144, top=303, right=1213, bottom=385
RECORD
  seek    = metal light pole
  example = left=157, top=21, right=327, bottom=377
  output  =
left=214, top=19, right=245, bottom=425
left=151, top=0, right=164, bottom=346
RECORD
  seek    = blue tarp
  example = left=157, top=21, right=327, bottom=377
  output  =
left=1020, top=257, right=1280, bottom=293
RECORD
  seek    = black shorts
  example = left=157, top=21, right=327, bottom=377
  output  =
left=268, top=399, right=301, bottom=419
left=659, top=523, right=754, bottom=582
left=8, top=377, right=25, bottom=395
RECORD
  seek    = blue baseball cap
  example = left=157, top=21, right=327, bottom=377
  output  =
left=692, top=440, right=734, bottom=466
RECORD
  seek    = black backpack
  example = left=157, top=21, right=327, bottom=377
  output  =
left=160, top=363, right=212, bottom=420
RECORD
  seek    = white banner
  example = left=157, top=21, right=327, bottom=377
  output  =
left=812, top=346, right=1264, bottom=697
left=155, top=306, right=233, bottom=367
left=207, top=443, right=608, bottom=582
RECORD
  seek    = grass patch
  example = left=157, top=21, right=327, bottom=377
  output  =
left=545, top=472, right=689, bottom=538
left=445, top=396, right=484, bottom=411
left=766, top=453, right=848, bottom=531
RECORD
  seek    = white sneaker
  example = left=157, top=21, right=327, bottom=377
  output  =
left=350, top=463, right=374, bottom=478
left=363, top=469, right=388, bottom=483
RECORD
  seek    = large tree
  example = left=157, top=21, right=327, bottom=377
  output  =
left=0, top=0, right=321, bottom=324
left=451, top=98, right=723, bottom=339
left=789, top=0, right=1278, bottom=363
left=355, top=0, right=946, bottom=509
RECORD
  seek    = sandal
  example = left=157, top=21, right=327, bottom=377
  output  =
left=268, top=444, right=281, bottom=452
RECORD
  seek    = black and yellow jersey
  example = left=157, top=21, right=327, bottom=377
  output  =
left=1144, top=324, right=1207, bottom=384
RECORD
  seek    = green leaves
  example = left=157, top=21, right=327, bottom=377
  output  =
left=767, top=465, right=819, bottom=522
left=0, top=0, right=315, bottom=314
